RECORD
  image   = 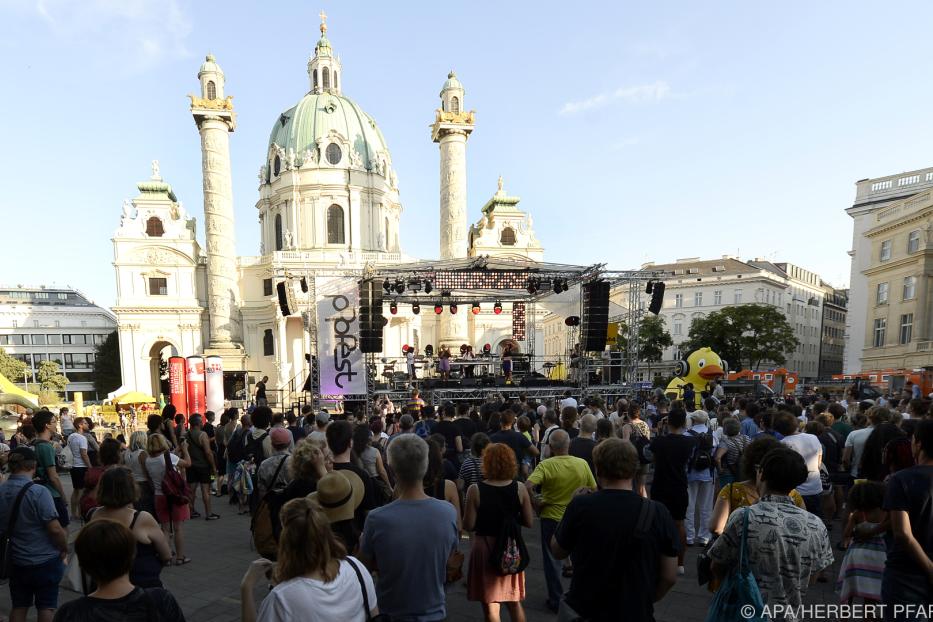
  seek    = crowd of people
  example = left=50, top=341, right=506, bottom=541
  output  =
left=0, top=382, right=931, bottom=621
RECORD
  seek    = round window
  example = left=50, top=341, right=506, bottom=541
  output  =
left=326, top=143, right=342, bottom=165
left=273, top=155, right=281, bottom=176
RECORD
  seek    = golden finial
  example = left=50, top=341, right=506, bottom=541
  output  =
left=319, top=9, right=327, bottom=34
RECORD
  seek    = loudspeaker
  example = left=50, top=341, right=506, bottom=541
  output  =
left=648, top=281, right=666, bottom=315
left=581, top=280, right=610, bottom=352
left=359, top=280, right=384, bottom=353
left=276, top=281, right=297, bottom=316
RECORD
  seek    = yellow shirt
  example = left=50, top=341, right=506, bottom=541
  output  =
left=717, top=481, right=805, bottom=511
left=527, top=455, right=597, bottom=521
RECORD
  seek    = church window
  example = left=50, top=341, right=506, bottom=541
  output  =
left=326, top=143, right=342, bottom=165
left=273, top=155, right=281, bottom=177
left=148, top=277, right=167, bottom=296
left=145, top=216, right=164, bottom=237
left=323, top=67, right=330, bottom=89
left=450, top=96, right=460, bottom=114
left=263, top=279, right=273, bottom=296
left=206, top=80, right=216, bottom=100
left=313, top=69, right=318, bottom=90
left=334, top=71, right=338, bottom=90
left=263, top=329, right=274, bottom=356
left=327, top=205, right=345, bottom=244
left=274, top=214, right=283, bottom=251
left=500, top=226, right=516, bottom=246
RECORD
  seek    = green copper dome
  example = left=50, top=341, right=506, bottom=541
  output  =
left=268, top=93, right=391, bottom=170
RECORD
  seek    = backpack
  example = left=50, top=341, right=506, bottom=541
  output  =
left=226, top=428, right=248, bottom=464
left=688, top=430, right=714, bottom=472
left=490, top=483, right=530, bottom=576
left=245, top=431, right=270, bottom=465
left=626, top=423, right=652, bottom=465
left=251, top=455, right=289, bottom=559
left=414, top=420, right=435, bottom=439
left=160, top=452, right=191, bottom=507
left=722, top=436, right=749, bottom=478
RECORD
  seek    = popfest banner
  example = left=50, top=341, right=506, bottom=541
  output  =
left=168, top=357, right=188, bottom=415
left=316, top=277, right=366, bottom=396
left=186, top=355, right=206, bottom=417
left=205, top=355, right=224, bottom=415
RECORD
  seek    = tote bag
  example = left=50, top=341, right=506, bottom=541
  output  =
left=705, top=509, right=764, bottom=622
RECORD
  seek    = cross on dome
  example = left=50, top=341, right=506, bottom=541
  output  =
left=319, top=9, right=327, bottom=34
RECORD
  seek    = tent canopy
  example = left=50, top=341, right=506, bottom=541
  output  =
left=113, top=391, right=156, bottom=404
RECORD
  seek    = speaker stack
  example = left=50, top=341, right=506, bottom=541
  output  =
left=581, top=280, right=610, bottom=352
left=360, top=280, right=384, bottom=353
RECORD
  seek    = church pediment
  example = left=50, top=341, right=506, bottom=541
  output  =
left=131, top=246, right=195, bottom=266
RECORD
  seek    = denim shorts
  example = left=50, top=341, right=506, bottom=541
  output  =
left=9, top=557, right=64, bottom=610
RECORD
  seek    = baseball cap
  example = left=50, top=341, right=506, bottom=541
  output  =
left=270, top=427, right=292, bottom=447
left=315, top=411, right=331, bottom=425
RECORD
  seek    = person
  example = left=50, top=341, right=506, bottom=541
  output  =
left=501, top=342, right=514, bottom=384
left=714, top=417, right=750, bottom=491
left=458, top=432, right=490, bottom=493
left=281, top=437, right=329, bottom=502
left=739, top=401, right=760, bottom=437
left=59, top=406, right=74, bottom=438
left=537, top=409, right=560, bottom=459
left=438, top=345, right=451, bottom=381
left=685, top=410, right=718, bottom=546
left=836, top=481, right=887, bottom=604
left=327, top=420, right=376, bottom=531
left=0, top=447, right=69, bottom=622
left=309, top=470, right=365, bottom=554
left=881, top=418, right=933, bottom=612
left=551, top=439, right=679, bottom=622
left=434, top=401, right=464, bottom=463
left=844, top=408, right=888, bottom=479
left=463, top=443, right=534, bottom=622
left=256, top=427, right=293, bottom=499
left=525, top=429, right=596, bottom=612
left=558, top=390, right=577, bottom=412
left=490, top=410, right=539, bottom=469
left=774, top=411, right=824, bottom=518
left=569, top=413, right=598, bottom=476
left=68, top=416, right=92, bottom=519
left=860, top=423, right=906, bottom=482
left=406, top=347, right=417, bottom=380
left=308, top=411, right=329, bottom=443
left=144, top=433, right=192, bottom=565
left=454, top=403, right=477, bottom=451
left=52, top=520, right=184, bottom=622
left=184, top=414, right=219, bottom=520
left=649, top=407, right=695, bottom=574
left=708, top=447, right=833, bottom=609
left=352, top=424, right=391, bottom=502
left=159, top=405, right=178, bottom=449
left=123, top=430, right=154, bottom=512
left=240, top=498, right=377, bottom=622
left=285, top=412, right=306, bottom=443
left=359, top=435, right=459, bottom=621
left=255, top=375, right=269, bottom=407
left=87, top=467, right=173, bottom=586
left=79, top=438, right=123, bottom=519
left=31, top=410, right=69, bottom=527
left=559, top=406, right=579, bottom=440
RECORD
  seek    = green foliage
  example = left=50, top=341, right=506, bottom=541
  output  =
left=93, top=331, right=122, bottom=396
left=37, top=390, right=63, bottom=406
left=0, top=347, right=28, bottom=382
left=681, top=304, right=799, bottom=372
left=638, top=315, right=674, bottom=364
left=36, top=360, right=68, bottom=394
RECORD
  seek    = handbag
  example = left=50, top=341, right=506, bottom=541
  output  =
left=0, top=482, right=34, bottom=580
left=491, top=482, right=530, bottom=575
left=698, top=482, right=733, bottom=586
left=347, top=556, right=392, bottom=621
left=161, top=451, right=191, bottom=507
left=61, top=551, right=89, bottom=594
left=704, top=509, right=765, bottom=622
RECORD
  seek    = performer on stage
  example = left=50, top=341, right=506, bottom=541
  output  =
left=502, top=343, right=514, bottom=384
left=406, top=347, right=416, bottom=380
left=462, top=346, right=475, bottom=378
left=438, top=345, right=452, bottom=381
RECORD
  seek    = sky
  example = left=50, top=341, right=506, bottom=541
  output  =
left=2, top=0, right=933, bottom=308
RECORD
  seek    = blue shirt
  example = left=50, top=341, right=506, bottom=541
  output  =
left=0, top=475, right=60, bottom=566
left=360, top=498, right=458, bottom=621
left=740, top=417, right=760, bottom=437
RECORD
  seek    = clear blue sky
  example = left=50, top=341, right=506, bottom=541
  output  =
left=2, top=1, right=932, bottom=307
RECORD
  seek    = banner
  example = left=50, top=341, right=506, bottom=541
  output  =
left=186, top=355, right=206, bottom=417
left=316, top=277, right=366, bottom=396
left=205, top=356, right=224, bottom=415
left=168, top=357, right=188, bottom=415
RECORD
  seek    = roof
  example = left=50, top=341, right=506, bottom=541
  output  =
left=642, top=257, right=769, bottom=279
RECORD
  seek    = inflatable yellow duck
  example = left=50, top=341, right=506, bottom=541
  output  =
left=665, top=347, right=727, bottom=408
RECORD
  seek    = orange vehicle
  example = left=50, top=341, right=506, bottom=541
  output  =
left=832, top=368, right=933, bottom=397
left=728, top=368, right=799, bottom=395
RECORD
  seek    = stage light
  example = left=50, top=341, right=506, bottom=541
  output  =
left=425, top=345, right=434, bottom=356
left=389, top=301, right=398, bottom=315
left=434, top=303, right=443, bottom=315
left=565, top=315, right=580, bottom=327
left=471, top=302, right=480, bottom=315
left=553, top=279, right=563, bottom=295
left=562, top=279, right=569, bottom=293
left=382, top=279, right=391, bottom=293
left=526, top=277, right=538, bottom=295
left=493, top=301, right=503, bottom=314
left=483, top=343, right=491, bottom=354
left=411, top=301, right=420, bottom=315
left=394, top=279, right=405, bottom=295
left=402, top=344, right=409, bottom=353
left=424, top=280, right=433, bottom=294
left=450, top=304, right=458, bottom=314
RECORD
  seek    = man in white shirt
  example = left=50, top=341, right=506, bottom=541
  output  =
left=558, top=390, right=578, bottom=412
left=774, top=412, right=824, bottom=518
left=843, top=408, right=890, bottom=478
left=67, top=417, right=91, bottom=519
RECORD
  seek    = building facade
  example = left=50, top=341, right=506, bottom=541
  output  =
left=819, top=285, right=848, bottom=377
left=0, top=287, right=116, bottom=400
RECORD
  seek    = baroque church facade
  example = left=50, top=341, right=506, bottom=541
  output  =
left=111, top=18, right=543, bottom=401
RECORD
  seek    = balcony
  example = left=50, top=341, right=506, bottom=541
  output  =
left=917, top=341, right=933, bottom=352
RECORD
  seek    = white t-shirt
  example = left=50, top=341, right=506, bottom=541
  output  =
left=257, top=558, right=377, bottom=622
left=60, top=414, right=74, bottom=433
left=145, top=452, right=180, bottom=494
left=844, top=427, right=873, bottom=477
left=559, top=397, right=578, bottom=411
left=781, top=433, right=823, bottom=497
left=67, top=432, right=90, bottom=468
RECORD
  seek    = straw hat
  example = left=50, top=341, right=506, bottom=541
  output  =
left=308, top=470, right=364, bottom=523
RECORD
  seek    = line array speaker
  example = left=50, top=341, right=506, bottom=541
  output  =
left=360, top=280, right=384, bottom=353
left=581, top=280, right=610, bottom=352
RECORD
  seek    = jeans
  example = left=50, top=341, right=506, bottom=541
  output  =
left=540, top=518, right=564, bottom=608
left=686, top=479, right=714, bottom=543
left=882, top=566, right=932, bottom=622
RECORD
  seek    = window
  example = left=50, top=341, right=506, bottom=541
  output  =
left=674, top=294, right=683, bottom=308
left=694, top=292, right=703, bottom=307
left=263, top=279, right=273, bottom=296
left=877, top=282, right=889, bottom=305
left=333, top=71, right=338, bottom=90
left=713, top=290, right=722, bottom=305
left=385, top=218, right=390, bottom=250
left=450, top=96, right=460, bottom=114
left=273, top=155, right=281, bottom=177
left=899, top=313, right=913, bottom=345
left=0, top=336, right=6, bottom=345
left=263, top=329, right=274, bottom=356
left=903, top=276, right=917, bottom=300
left=34, top=292, right=48, bottom=299
left=326, top=143, right=342, bottom=165
left=93, top=334, right=106, bottom=345
left=8, top=334, right=25, bottom=345
left=327, top=204, right=345, bottom=244
left=274, top=214, right=283, bottom=251
left=500, top=227, right=516, bottom=246
left=734, top=289, right=743, bottom=304
left=148, top=277, right=168, bottom=296
left=145, top=216, right=164, bottom=237
left=206, top=80, right=216, bottom=100
left=322, top=67, right=330, bottom=89
left=31, top=334, right=46, bottom=345
left=908, top=230, right=921, bottom=253
left=33, top=320, right=39, bottom=328
left=313, top=69, right=318, bottom=90
left=673, top=322, right=682, bottom=336
left=873, top=318, right=886, bottom=347
left=57, top=293, right=67, bottom=300
left=880, top=240, right=892, bottom=261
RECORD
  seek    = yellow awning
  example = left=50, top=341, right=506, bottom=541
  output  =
left=113, top=391, right=157, bottom=404
left=0, top=372, right=39, bottom=404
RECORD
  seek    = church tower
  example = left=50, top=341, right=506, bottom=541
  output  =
left=307, top=10, right=342, bottom=95
left=432, top=71, right=475, bottom=347
left=190, top=54, right=245, bottom=363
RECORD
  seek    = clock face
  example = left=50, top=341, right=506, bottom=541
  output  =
left=326, top=143, right=342, bottom=165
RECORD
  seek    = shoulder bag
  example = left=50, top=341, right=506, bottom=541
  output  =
left=704, top=509, right=764, bottom=622
left=347, top=557, right=392, bottom=621
left=0, top=482, right=35, bottom=580
left=161, top=452, right=191, bottom=507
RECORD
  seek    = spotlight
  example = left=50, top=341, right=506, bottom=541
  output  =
left=526, top=277, right=539, bottom=295
left=382, top=278, right=391, bottom=293
left=411, top=301, right=420, bottom=315
left=471, top=302, right=481, bottom=315
left=434, top=303, right=443, bottom=315
left=450, top=304, right=458, bottom=314
left=483, top=343, right=491, bottom=354
left=562, top=279, right=569, bottom=293
left=394, top=279, right=405, bottom=295
left=553, top=279, right=563, bottom=295
left=389, top=301, right=398, bottom=315
left=425, top=344, right=434, bottom=356
left=493, top=301, right=503, bottom=314
left=423, top=280, right=433, bottom=294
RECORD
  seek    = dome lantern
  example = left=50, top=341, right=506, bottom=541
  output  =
left=198, top=53, right=224, bottom=101
left=307, top=10, right=342, bottom=95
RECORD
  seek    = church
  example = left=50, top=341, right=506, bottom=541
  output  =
left=110, top=16, right=545, bottom=404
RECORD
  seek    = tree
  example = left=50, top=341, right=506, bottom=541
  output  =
left=681, top=304, right=798, bottom=372
left=36, top=360, right=68, bottom=395
left=0, top=347, right=28, bottom=382
left=637, top=315, right=674, bottom=378
left=93, top=331, right=122, bottom=396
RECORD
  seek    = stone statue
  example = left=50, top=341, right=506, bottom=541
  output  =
left=258, top=166, right=266, bottom=183
left=302, top=148, right=316, bottom=166
left=259, top=241, right=265, bottom=255
left=285, top=148, right=296, bottom=170
left=497, top=175, right=504, bottom=193
left=121, top=200, right=134, bottom=224
left=377, top=229, right=386, bottom=251
left=350, top=150, right=363, bottom=169
left=283, top=228, right=294, bottom=248
left=151, top=160, right=161, bottom=179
